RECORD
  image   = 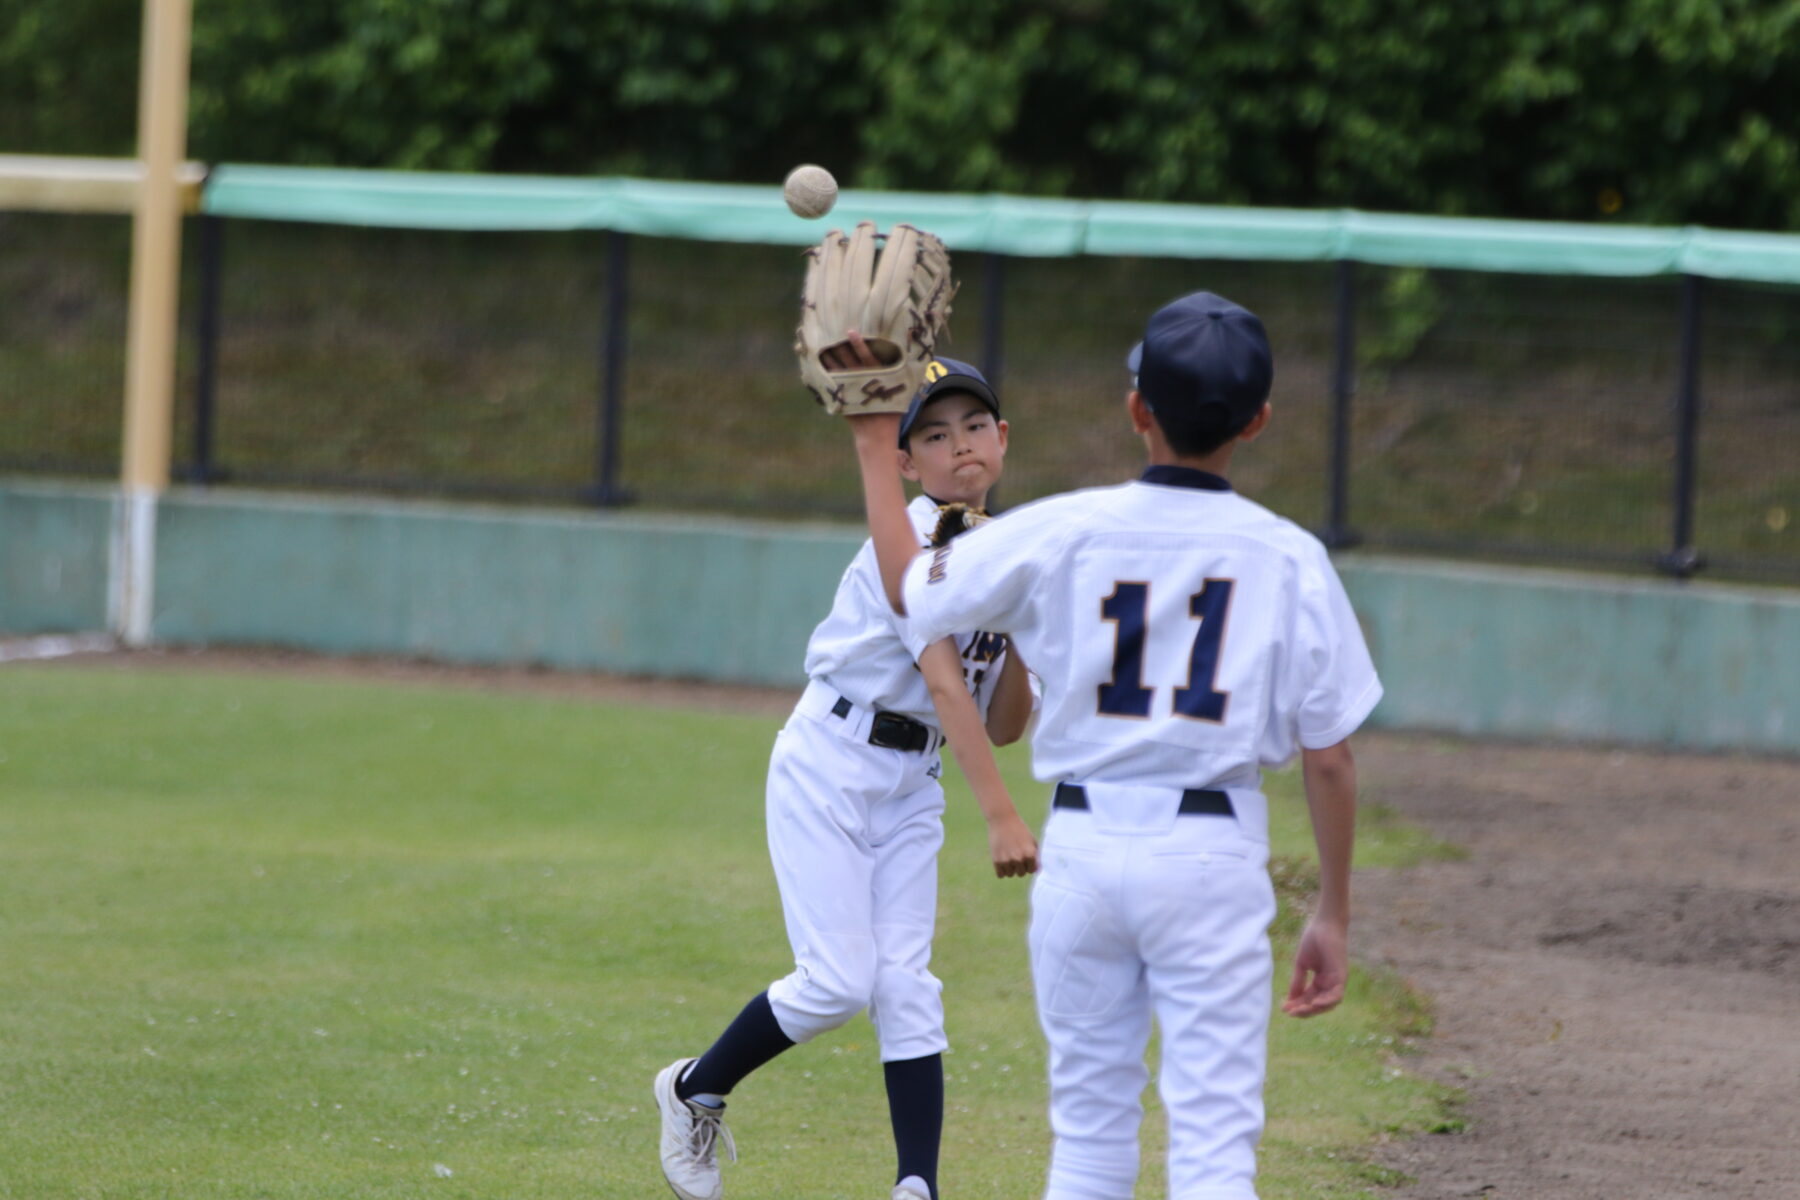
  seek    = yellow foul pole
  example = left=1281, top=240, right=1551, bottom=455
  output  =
left=114, top=0, right=194, bottom=642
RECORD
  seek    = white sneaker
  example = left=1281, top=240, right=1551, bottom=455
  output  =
left=654, top=1058, right=737, bottom=1200
left=891, top=1179, right=931, bottom=1200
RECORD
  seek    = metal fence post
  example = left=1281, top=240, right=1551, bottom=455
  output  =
left=1657, top=273, right=1704, bottom=578
left=185, top=212, right=222, bottom=485
left=590, top=229, right=631, bottom=507
left=1324, top=258, right=1358, bottom=548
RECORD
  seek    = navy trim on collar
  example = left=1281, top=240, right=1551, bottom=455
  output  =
left=1140, top=465, right=1232, bottom=492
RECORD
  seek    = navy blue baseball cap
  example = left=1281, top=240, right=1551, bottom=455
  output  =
left=1126, top=292, right=1273, bottom=444
left=897, top=357, right=1000, bottom=446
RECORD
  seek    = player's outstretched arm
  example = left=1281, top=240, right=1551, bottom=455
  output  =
left=919, top=640, right=1038, bottom=879
left=1284, top=737, right=1358, bottom=1017
left=830, top=331, right=922, bottom=615
left=849, top=414, right=919, bottom=614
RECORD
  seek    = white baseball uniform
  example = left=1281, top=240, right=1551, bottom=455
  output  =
left=901, top=465, right=1382, bottom=1200
left=766, top=494, right=1010, bottom=1064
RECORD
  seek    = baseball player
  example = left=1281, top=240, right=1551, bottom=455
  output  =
left=655, top=359, right=1040, bottom=1200
left=835, top=292, right=1381, bottom=1199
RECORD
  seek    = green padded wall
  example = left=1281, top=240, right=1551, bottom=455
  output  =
left=1338, top=558, right=1800, bottom=754
left=6, top=482, right=1796, bottom=755
left=151, top=489, right=861, bottom=685
left=0, top=482, right=113, bottom=635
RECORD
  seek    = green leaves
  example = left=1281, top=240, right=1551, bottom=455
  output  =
left=0, top=0, right=141, bottom=155
left=3, top=0, right=1796, bottom=229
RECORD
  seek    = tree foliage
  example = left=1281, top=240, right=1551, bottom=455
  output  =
left=3, top=0, right=1797, bottom=228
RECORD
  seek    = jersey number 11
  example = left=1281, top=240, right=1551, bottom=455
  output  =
left=1098, top=579, right=1234, bottom=722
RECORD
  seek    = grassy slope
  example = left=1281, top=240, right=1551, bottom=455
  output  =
left=0, top=665, right=1453, bottom=1199
left=3, top=215, right=1796, bottom=576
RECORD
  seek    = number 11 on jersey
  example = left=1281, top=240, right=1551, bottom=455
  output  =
left=1098, top=579, right=1234, bottom=722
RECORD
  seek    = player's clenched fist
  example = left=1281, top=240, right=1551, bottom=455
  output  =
left=987, top=811, right=1040, bottom=879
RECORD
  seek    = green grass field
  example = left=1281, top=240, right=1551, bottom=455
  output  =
left=0, top=664, right=1454, bottom=1199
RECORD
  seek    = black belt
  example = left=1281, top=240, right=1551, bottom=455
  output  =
left=1053, top=782, right=1234, bottom=817
left=830, top=695, right=936, bottom=753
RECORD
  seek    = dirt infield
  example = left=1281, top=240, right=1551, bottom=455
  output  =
left=17, top=646, right=1798, bottom=1198
left=1354, top=734, right=1799, bottom=1200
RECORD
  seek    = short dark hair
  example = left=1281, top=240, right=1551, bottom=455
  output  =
left=1151, top=403, right=1256, bottom=458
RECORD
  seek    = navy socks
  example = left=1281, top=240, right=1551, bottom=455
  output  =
left=675, top=995, right=940, bottom=1199
left=884, top=1053, right=943, bottom=1200
left=676, top=991, right=795, bottom=1101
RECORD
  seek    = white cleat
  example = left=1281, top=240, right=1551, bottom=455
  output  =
left=654, top=1057, right=737, bottom=1200
left=892, top=1179, right=932, bottom=1200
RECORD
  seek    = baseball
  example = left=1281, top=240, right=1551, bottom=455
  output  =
left=784, top=164, right=838, bottom=219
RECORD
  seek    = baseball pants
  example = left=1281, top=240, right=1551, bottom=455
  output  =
left=1028, top=786, right=1276, bottom=1200
left=764, top=689, right=949, bottom=1064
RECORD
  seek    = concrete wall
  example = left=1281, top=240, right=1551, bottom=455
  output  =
left=5, top=481, right=1798, bottom=755
left=150, top=488, right=862, bottom=685
left=0, top=481, right=114, bottom=634
left=1339, top=558, right=1799, bottom=754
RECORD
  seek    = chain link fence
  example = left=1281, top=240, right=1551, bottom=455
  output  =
left=3, top=209, right=1796, bottom=582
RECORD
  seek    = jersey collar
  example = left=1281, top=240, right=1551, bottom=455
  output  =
left=1139, top=464, right=1232, bottom=492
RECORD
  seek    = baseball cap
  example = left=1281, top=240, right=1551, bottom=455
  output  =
left=1126, top=292, right=1273, bottom=444
left=897, top=357, right=1000, bottom=446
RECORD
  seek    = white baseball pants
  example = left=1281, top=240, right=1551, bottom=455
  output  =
left=764, top=685, right=949, bottom=1063
left=1029, top=787, right=1276, bottom=1200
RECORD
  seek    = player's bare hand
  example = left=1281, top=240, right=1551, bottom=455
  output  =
left=988, top=812, right=1040, bottom=879
left=821, top=329, right=890, bottom=372
left=1282, top=917, right=1348, bottom=1017
left=828, top=329, right=907, bottom=444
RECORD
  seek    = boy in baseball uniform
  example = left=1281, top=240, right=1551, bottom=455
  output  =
left=655, top=358, right=1040, bottom=1200
left=837, top=293, right=1381, bottom=1200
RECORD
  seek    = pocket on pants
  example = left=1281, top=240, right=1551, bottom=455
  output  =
left=1029, top=877, right=1133, bottom=1021
left=1146, top=846, right=1254, bottom=866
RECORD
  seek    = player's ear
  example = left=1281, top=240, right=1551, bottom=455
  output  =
left=897, top=446, right=922, bottom=482
left=994, top=418, right=1009, bottom=453
left=1126, top=390, right=1156, bottom=435
left=1238, top=402, right=1273, bottom=443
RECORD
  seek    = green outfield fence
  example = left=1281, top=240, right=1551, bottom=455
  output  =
left=4, top=166, right=1798, bottom=582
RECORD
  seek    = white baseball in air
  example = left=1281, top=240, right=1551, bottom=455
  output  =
left=784, top=164, right=838, bottom=219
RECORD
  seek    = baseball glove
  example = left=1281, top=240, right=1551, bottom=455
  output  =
left=928, top=502, right=990, bottom=547
left=796, top=221, right=955, bottom=415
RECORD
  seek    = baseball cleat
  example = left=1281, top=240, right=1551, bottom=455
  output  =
left=891, top=1181, right=932, bottom=1200
left=654, top=1057, right=737, bottom=1200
